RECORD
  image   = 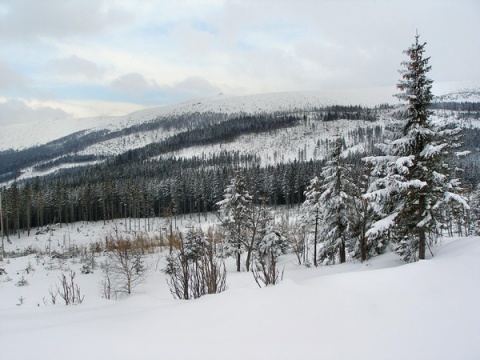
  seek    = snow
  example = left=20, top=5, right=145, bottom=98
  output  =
left=2, top=84, right=480, bottom=186
left=0, top=218, right=479, bottom=360
left=0, top=82, right=461, bottom=152
left=1, top=82, right=478, bottom=154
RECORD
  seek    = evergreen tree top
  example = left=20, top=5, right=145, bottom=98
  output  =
left=395, top=33, right=434, bottom=132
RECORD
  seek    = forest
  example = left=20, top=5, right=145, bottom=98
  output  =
left=0, top=102, right=479, bottom=242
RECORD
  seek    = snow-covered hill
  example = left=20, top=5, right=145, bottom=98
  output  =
left=0, top=88, right=388, bottom=152
left=0, top=217, right=479, bottom=360
left=2, top=81, right=478, bottom=152
left=1, top=82, right=479, bottom=185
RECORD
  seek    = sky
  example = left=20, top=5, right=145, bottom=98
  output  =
left=0, top=0, right=479, bottom=125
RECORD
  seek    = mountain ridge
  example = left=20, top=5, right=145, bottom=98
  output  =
left=0, top=82, right=479, bottom=186
left=2, top=81, right=479, bottom=152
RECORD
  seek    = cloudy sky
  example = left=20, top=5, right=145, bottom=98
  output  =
left=0, top=0, right=479, bottom=125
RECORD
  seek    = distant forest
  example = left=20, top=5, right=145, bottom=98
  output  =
left=0, top=103, right=479, bottom=237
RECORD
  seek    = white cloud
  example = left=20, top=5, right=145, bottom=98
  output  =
left=0, top=62, right=29, bottom=90
left=110, top=72, right=159, bottom=97
left=0, top=0, right=479, bottom=125
left=171, top=76, right=221, bottom=94
left=0, top=0, right=131, bottom=41
left=46, top=55, right=106, bottom=79
left=0, top=99, right=70, bottom=125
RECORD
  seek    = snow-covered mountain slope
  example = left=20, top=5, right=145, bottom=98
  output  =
left=0, top=88, right=385, bottom=152
left=1, top=82, right=479, bottom=185
left=158, top=117, right=388, bottom=166
left=2, top=81, right=477, bottom=152
left=433, top=80, right=480, bottom=102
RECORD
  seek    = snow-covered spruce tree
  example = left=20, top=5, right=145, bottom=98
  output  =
left=317, top=138, right=358, bottom=265
left=302, top=176, right=322, bottom=266
left=216, top=171, right=253, bottom=272
left=217, top=171, right=272, bottom=272
left=364, top=33, right=469, bottom=261
left=252, top=224, right=289, bottom=287
left=353, top=161, right=388, bottom=261
left=469, top=184, right=480, bottom=235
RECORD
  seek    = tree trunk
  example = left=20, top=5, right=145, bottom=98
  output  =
left=339, top=237, right=346, bottom=263
left=313, top=213, right=318, bottom=267
left=236, top=250, right=241, bottom=272
left=418, top=195, right=426, bottom=260
left=418, top=228, right=426, bottom=260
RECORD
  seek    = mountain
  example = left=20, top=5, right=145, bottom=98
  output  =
left=1, top=86, right=398, bottom=152
left=1, top=82, right=479, bottom=186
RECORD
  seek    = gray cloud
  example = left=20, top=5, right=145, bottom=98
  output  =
left=0, top=99, right=70, bottom=125
left=0, top=62, right=29, bottom=90
left=172, top=76, right=221, bottom=94
left=0, top=0, right=478, bottom=126
left=111, top=73, right=220, bottom=100
left=46, top=55, right=106, bottom=79
left=110, top=73, right=159, bottom=97
left=0, top=0, right=131, bottom=41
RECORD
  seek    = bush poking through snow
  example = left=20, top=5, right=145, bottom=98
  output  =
left=16, top=275, right=28, bottom=287
left=163, top=228, right=227, bottom=300
left=104, top=232, right=149, bottom=296
left=252, top=228, right=288, bottom=287
left=100, top=259, right=114, bottom=300
left=54, top=271, right=84, bottom=305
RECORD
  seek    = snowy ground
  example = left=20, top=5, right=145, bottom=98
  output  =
left=0, top=217, right=479, bottom=360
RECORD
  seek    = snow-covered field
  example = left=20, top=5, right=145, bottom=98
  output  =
left=0, top=216, right=479, bottom=360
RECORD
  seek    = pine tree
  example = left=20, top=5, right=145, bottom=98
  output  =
left=317, top=138, right=357, bottom=264
left=364, top=33, right=469, bottom=261
left=302, top=176, right=322, bottom=266
left=216, top=171, right=253, bottom=272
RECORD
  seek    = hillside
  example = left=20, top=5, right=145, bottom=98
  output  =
left=1, top=81, right=479, bottom=153
left=0, top=86, right=395, bottom=152
left=1, top=82, right=480, bottom=187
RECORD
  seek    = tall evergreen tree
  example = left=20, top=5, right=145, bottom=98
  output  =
left=216, top=171, right=253, bottom=272
left=302, top=176, right=322, bottom=267
left=364, top=33, right=469, bottom=261
left=318, top=138, right=357, bottom=264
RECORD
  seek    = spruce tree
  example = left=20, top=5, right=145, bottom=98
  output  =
left=364, top=33, right=469, bottom=261
left=216, top=171, right=253, bottom=272
left=302, top=176, right=322, bottom=266
left=317, top=138, right=357, bottom=264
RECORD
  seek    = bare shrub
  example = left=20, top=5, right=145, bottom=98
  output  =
left=163, top=228, right=227, bottom=300
left=100, top=258, right=113, bottom=300
left=56, top=270, right=84, bottom=305
left=105, top=232, right=148, bottom=296
left=47, top=286, right=58, bottom=304
left=284, top=216, right=308, bottom=265
left=132, top=233, right=163, bottom=255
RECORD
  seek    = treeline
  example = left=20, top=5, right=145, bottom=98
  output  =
left=1, top=108, right=479, bottom=238
left=0, top=153, right=325, bottom=237
left=114, top=113, right=301, bottom=163
left=430, top=101, right=480, bottom=111
left=0, top=112, right=229, bottom=183
left=0, top=107, right=384, bottom=183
